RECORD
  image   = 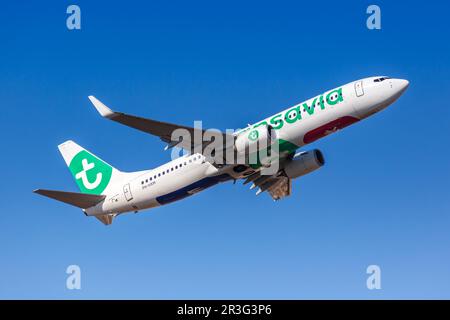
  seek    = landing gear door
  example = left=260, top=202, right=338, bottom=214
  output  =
left=123, top=183, right=133, bottom=201
left=355, top=80, right=364, bottom=97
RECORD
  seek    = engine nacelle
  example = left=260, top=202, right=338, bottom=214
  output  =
left=284, top=149, right=325, bottom=179
left=234, top=125, right=277, bottom=155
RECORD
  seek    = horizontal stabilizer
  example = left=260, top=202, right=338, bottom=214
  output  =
left=33, top=189, right=105, bottom=209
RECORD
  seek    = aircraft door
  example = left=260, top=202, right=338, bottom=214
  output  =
left=123, top=183, right=133, bottom=201
left=355, top=80, right=364, bottom=97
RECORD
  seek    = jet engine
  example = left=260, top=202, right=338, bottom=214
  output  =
left=283, top=149, right=325, bottom=179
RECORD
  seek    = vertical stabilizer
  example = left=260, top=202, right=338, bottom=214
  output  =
left=58, top=140, right=121, bottom=195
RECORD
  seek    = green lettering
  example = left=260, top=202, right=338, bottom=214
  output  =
left=269, top=113, right=284, bottom=129
left=253, top=121, right=268, bottom=128
left=326, top=88, right=343, bottom=106
left=302, top=98, right=317, bottom=116
left=284, top=106, right=302, bottom=124
left=319, top=95, right=325, bottom=110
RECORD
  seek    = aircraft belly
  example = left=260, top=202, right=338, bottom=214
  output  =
left=155, top=173, right=232, bottom=205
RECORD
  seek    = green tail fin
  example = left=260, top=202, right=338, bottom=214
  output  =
left=58, top=140, right=117, bottom=195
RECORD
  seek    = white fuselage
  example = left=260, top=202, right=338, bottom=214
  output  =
left=85, top=76, right=409, bottom=216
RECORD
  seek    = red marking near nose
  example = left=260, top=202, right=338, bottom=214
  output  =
left=303, top=116, right=360, bottom=144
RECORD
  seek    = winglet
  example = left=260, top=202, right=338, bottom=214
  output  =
left=88, top=95, right=115, bottom=118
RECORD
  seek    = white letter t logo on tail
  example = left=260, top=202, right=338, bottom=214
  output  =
left=75, top=158, right=102, bottom=190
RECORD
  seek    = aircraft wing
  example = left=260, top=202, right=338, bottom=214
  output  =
left=88, top=96, right=234, bottom=154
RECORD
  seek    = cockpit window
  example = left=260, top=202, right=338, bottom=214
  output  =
left=374, top=77, right=391, bottom=82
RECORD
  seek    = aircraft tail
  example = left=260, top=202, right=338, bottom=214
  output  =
left=58, top=140, right=121, bottom=195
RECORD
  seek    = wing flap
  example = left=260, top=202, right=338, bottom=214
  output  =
left=246, top=174, right=291, bottom=200
left=267, top=176, right=291, bottom=200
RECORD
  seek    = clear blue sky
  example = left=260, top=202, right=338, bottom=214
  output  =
left=1, top=1, right=449, bottom=299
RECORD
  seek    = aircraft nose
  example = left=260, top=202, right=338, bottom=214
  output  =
left=395, top=79, right=410, bottom=94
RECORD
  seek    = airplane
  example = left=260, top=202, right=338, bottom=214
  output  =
left=34, top=76, right=409, bottom=225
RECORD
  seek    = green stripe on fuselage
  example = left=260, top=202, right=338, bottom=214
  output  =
left=248, top=138, right=299, bottom=169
